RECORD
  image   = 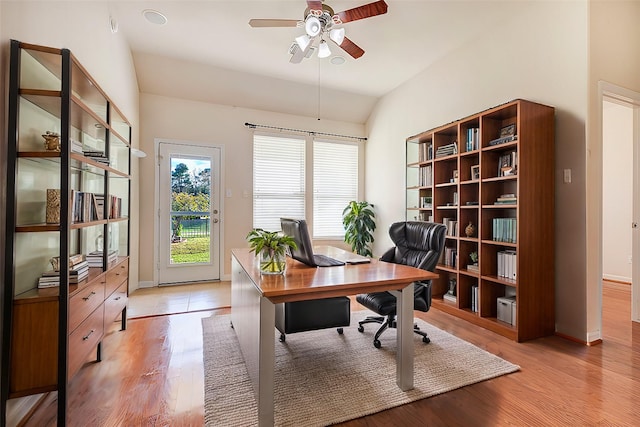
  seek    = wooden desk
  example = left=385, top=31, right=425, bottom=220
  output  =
left=230, top=247, right=438, bottom=426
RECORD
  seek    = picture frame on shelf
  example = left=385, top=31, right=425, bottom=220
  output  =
left=500, top=124, right=516, bottom=138
left=471, top=165, right=480, bottom=181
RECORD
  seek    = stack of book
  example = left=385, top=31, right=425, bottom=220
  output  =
left=495, top=193, right=517, bottom=205
left=442, top=218, right=458, bottom=237
left=470, top=284, right=479, bottom=312
left=83, top=149, right=110, bottom=165
left=86, top=250, right=118, bottom=267
left=466, top=127, right=480, bottom=151
left=435, top=142, right=458, bottom=158
left=492, top=217, right=517, bottom=243
left=70, top=138, right=83, bottom=154
left=38, top=255, right=89, bottom=288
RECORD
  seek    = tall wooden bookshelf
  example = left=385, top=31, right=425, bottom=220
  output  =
left=406, top=99, right=555, bottom=342
left=1, top=41, right=131, bottom=423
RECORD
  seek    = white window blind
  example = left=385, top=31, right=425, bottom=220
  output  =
left=313, top=140, right=358, bottom=237
left=253, top=134, right=305, bottom=231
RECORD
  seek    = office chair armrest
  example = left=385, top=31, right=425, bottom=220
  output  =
left=380, top=247, right=396, bottom=262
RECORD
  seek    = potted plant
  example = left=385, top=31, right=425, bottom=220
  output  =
left=342, top=201, right=376, bottom=257
left=247, top=228, right=297, bottom=275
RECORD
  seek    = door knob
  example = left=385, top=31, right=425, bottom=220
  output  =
left=633, top=222, right=638, bottom=228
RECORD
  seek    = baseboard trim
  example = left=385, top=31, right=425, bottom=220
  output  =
left=138, top=281, right=155, bottom=288
left=556, top=331, right=603, bottom=346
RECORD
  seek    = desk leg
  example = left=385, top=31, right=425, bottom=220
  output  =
left=231, top=257, right=275, bottom=426
left=258, top=297, right=275, bottom=426
left=391, top=284, right=414, bottom=391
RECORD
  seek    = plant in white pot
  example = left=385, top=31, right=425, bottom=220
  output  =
left=342, top=201, right=376, bottom=257
left=246, top=228, right=297, bottom=275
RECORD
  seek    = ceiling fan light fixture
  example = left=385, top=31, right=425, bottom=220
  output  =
left=295, top=34, right=312, bottom=52
left=317, top=40, right=331, bottom=58
left=329, top=27, right=345, bottom=45
left=305, top=16, right=321, bottom=37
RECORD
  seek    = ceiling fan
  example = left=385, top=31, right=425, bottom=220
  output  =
left=249, top=0, right=388, bottom=63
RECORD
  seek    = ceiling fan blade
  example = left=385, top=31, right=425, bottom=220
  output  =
left=249, top=19, right=300, bottom=28
left=306, top=1, right=323, bottom=12
left=337, top=36, right=365, bottom=59
left=335, top=0, right=388, bottom=24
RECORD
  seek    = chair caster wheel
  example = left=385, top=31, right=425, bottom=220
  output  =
left=422, top=336, right=430, bottom=344
left=374, top=339, right=381, bottom=349
left=358, top=325, right=364, bottom=333
left=279, top=334, right=286, bottom=342
left=337, top=328, right=344, bottom=334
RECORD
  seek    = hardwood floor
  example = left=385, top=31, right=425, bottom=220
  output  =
left=22, top=282, right=639, bottom=426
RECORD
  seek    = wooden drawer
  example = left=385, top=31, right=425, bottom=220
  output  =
left=106, top=258, right=129, bottom=296
left=69, top=276, right=106, bottom=333
left=68, top=304, right=104, bottom=380
left=105, top=281, right=128, bottom=323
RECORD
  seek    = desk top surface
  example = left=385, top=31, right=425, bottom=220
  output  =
left=232, top=247, right=438, bottom=303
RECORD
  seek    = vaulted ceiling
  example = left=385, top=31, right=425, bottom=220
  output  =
left=110, top=1, right=519, bottom=123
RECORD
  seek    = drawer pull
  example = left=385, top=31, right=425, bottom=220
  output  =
left=114, top=296, right=121, bottom=301
left=83, top=291, right=96, bottom=301
left=83, top=329, right=95, bottom=341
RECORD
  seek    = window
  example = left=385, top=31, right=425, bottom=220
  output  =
left=253, top=134, right=305, bottom=232
left=313, top=140, right=358, bottom=237
left=252, top=134, right=360, bottom=238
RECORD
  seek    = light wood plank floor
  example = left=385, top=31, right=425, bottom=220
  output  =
left=23, top=281, right=639, bottom=426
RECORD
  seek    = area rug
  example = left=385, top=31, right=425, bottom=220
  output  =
left=202, top=313, right=519, bottom=426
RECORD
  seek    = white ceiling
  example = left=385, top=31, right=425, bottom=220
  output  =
left=111, top=1, right=519, bottom=123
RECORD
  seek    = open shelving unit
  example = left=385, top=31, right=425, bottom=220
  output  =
left=1, top=40, right=132, bottom=423
left=406, top=99, right=555, bottom=342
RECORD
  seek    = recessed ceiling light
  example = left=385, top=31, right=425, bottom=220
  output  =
left=142, top=9, right=167, bottom=25
left=331, top=56, right=346, bottom=65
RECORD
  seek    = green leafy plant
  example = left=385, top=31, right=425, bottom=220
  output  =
left=246, top=228, right=298, bottom=274
left=342, top=201, right=376, bottom=257
left=470, top=251, right=478, bottom=263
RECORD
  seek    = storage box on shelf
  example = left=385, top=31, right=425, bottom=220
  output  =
left=2, top=40, right=132, bottom=422
left=405, top=99, right=554, bottom=342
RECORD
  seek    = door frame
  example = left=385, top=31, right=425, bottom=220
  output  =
left=153, top=138, right=225, bottom=286
left=598, top=81, right=640, bottom=323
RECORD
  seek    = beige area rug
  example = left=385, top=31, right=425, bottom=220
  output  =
left=202, top=313, right=520, bottom=426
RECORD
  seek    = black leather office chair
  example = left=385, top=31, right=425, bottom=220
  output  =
left=357, top=221, right=446, bottom=348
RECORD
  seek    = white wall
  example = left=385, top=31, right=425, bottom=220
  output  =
left=602, top=100, right=633, bottom=283
left=138, top=93, right=365, bottom=283
left=0, top=1, right=141, bottom=289
left=365, top=1, right=588, bottom=339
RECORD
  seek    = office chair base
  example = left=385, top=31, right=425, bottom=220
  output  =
left=358, top=315, right=430, bottom=347
left=279, top=327, right=344, bottom=342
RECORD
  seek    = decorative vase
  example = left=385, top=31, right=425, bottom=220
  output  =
left=259, top=250, right=286, bottom=275
left=465, top=221, right=476, bottom=237
left=46, top=189, right=61, bottom=224
left=42, top=131, right=61, bottom=152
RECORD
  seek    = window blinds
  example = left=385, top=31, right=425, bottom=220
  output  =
left=313, top=140, right=358, bottom=237
left=253, top=134, right=305, bottom=231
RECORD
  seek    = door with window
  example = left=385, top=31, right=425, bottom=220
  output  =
left=158, top=141, right=221, bottom=284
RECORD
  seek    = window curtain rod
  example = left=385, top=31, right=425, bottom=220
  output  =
left=244, top=122, right=367, bottom=142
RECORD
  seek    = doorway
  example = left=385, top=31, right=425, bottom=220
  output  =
left=157, top=140, right=222, bottom=285
left=600, top=84, right=640, bottom=324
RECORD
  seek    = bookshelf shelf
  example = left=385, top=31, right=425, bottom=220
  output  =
left=405, top=99, right=554, bottom=342
left=2, top=40, right=132, bottom=421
